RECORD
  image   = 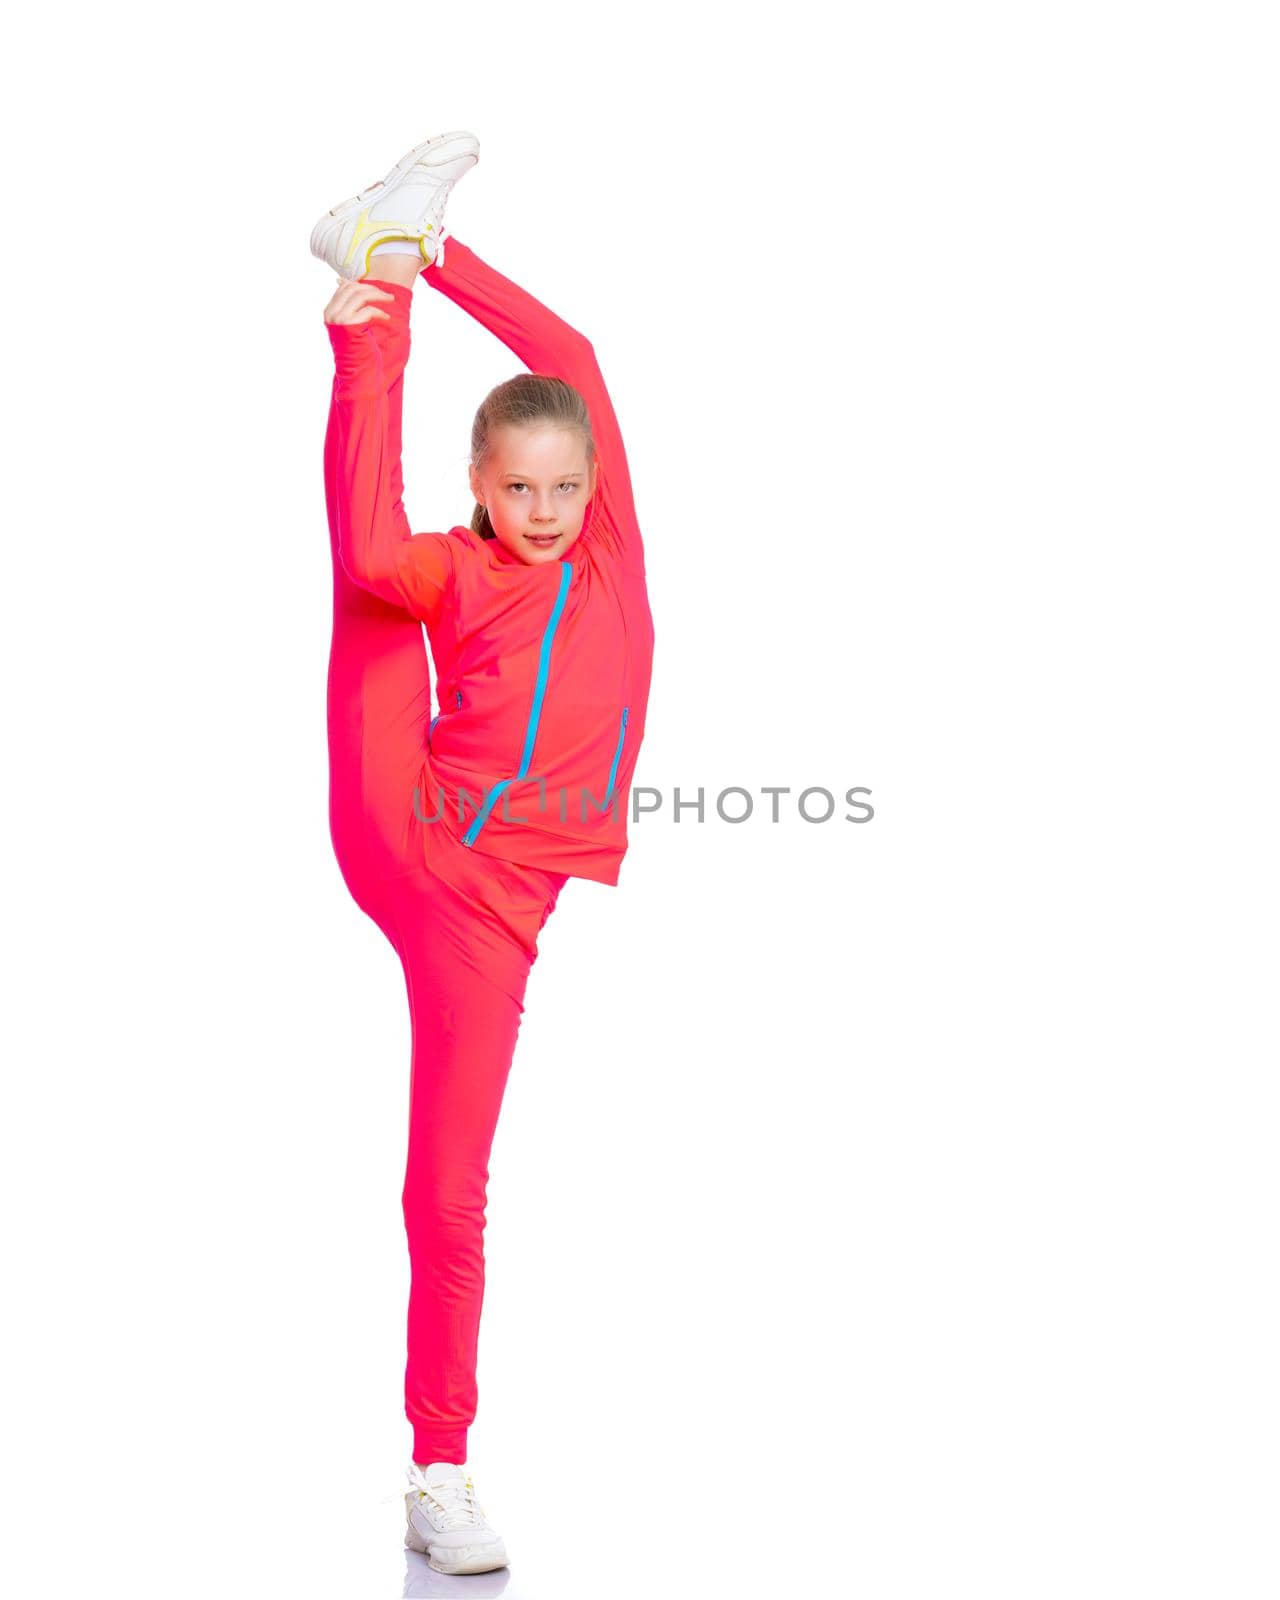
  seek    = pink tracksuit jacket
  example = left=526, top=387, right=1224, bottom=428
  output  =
left=325, top=241, right=655, bottom=886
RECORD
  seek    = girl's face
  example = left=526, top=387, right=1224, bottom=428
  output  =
left=470, top=424, right=598, bottom=566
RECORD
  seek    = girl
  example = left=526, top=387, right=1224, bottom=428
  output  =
left=312, top=132, right=654, bottom=1575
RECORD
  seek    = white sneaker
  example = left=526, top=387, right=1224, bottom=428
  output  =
left=403, top=1460, right=509, bottom=1575
left=309, top=130, right=480, bottom=280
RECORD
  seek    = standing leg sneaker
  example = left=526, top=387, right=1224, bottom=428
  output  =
left=403, top=1460, right=509, bottom=1575
left=309, top=130, right=480, bottom=279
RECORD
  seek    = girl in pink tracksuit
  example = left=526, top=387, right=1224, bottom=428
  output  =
left=323, top=237, right=654, bottom=1469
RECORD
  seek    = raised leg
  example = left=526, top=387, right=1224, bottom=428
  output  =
left=323, top=276, right=432, bottom=925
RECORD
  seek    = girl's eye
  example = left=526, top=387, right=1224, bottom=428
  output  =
left=506, top=482, right=579, bottom=493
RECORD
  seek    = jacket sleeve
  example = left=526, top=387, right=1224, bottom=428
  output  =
left=424, top=240, right=644, bottom=573
left=323, top=282, right=454, bottom=623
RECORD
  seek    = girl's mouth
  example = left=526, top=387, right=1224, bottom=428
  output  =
left=524, top=533, right=560, bottom=546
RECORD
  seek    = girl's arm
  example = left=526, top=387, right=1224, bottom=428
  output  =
left=424, top=239, right=645, bottom=572
left=324, top=281, right=455, bottom=623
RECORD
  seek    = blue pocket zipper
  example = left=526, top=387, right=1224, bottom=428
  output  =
left=428, top=687, right=463, bottom=748
left=603, top=705, right=630, bottom=810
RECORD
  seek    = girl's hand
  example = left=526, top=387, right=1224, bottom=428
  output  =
left=324, top=277, right=395, bottom=326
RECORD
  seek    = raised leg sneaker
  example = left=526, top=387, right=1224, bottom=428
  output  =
left=309, top=130, right=480, bottom=280
left=403, top=1460, right=509, bottom=1575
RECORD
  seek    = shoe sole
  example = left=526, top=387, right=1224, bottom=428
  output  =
left=404, top=1521, right=509, bottom=1574
left=310, top=130, right=480, bottom=279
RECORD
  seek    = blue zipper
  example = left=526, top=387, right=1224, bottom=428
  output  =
left=603, top=705, right=630, bottom=810
left=462, top=561, right=573, bottom=847
left=428, top=688, right=463, bottom=749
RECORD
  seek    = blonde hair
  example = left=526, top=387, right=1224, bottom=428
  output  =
left=469, top=374, right=596, bottom=539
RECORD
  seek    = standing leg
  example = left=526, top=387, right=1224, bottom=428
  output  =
left=388, top=843, right=569, bottom=1466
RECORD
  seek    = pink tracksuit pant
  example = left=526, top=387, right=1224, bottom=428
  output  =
left=323, top=261, right=569, bottom=1466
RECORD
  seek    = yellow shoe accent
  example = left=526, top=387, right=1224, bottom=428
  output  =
left=343, top=206, right=388, bottom=267
left=343, top=206, right=438, bottom=274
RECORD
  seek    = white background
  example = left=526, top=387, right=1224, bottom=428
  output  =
left=3, top=2, right=1276, bottom=1596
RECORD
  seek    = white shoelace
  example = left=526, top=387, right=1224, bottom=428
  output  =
left=412, top=180, right=457, bottom=270
left=430, top=222, right=450, bottom=270
left=400, top=1464, right=483, bottom=1528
